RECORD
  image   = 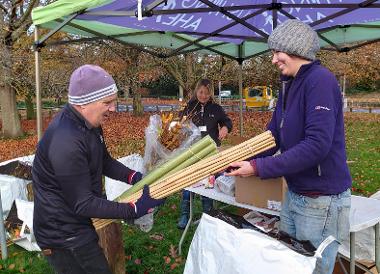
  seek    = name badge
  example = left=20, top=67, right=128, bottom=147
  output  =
left=198, top=126, right=207, bottom=132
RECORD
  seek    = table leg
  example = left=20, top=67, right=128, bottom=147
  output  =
left=375, top=223, right=380, bottom=272
left=179, top=192, right=193, bottom=256
left=350, top=232, right=355, bottom=274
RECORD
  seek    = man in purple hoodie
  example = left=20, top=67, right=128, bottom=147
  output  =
left=227, top=20, right=351, bottom=274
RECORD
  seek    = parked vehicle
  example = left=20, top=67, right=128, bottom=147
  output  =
left=243, top=86, right=274, bottom=108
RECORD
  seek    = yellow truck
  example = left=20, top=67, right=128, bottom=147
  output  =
left=243, top=86, right=274, bottom=108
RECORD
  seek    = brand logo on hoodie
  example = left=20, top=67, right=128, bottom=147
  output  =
left=315, top=106, right=331, bottom=111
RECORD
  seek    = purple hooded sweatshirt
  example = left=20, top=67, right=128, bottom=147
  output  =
left=256, top=60, right=351, bottom=195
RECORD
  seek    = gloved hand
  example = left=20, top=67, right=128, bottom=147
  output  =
left=128, top=170, right=143, bottom=185
left=132, top=185, right=165, bottom=218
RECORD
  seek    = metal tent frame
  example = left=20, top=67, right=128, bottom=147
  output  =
left=32, top=0, right=380, bottom=139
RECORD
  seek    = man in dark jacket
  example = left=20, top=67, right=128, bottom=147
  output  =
left=227, top=20, right=351, bottom=274
left=32, top=65, right=164, bottom=274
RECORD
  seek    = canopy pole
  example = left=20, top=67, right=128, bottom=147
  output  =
left=35, top=26, right=43, bottom=140
left=238, top=44, right=244, bottom=137
left=238, top=61, right=243, bottom=136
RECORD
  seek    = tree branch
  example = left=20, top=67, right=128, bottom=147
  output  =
left=13, top=0, right=38, bottom=29
left=0, top=3, right=8, bottom=15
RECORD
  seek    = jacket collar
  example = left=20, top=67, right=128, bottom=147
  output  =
left=66, top=104, right=93, bottom=130
left=280, top=59, right=321, bottom=81
left=189, top=97, right=213, bottom=107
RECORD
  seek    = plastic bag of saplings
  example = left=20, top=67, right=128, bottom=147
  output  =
left=143, top=114, right=201, bottom=171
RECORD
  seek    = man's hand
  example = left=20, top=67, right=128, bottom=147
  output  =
left=128, top=171, right=142, bottom=185
left=225, top=161, right=256, bottom=177
left=218, top=126, right=228, bottom=140
left=132, top=185, right=165, bottom=218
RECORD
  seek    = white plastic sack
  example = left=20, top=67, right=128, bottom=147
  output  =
left=104, top=154, right=154, bottom=232
left=104, top=154, right=145, bottom=201
left=14, top=199, right=41, bottom=251
left=184, top=214, right=334, bottom=274
left=0, top=155, right=34, bottom=218
left=0, top=175, right=29, bottom=218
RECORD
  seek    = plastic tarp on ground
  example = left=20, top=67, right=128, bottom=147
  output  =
left=32, top=0, right=380, bottom=61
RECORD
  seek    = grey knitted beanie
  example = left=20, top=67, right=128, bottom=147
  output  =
left=268, top=19, right=320, bottom=60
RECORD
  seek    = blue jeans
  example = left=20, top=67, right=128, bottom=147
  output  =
left=280, top=189, right=351, bottom=274
left=181, top=190, right=213, bottom=215
left=44, top=240, right=112, bottom=274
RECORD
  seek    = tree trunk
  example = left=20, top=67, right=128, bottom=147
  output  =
left=0, top=45, right=23, bottom=137
left=132, top=90, right=143, bottom=116
left=25, top=92, right=36, bottom=120
left=0, top=85, right=23, bottom=137
left=124, top=86, right=130, bottom=99
left=96, top=223, right=125, bottom=274
left=185, top=54, right=194, bottom=99
left=178, top=85, right=184, bottom=100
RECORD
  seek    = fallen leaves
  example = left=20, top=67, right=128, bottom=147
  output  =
left=163, top=256, right=171, bottom=264
left=149, top=233, right=164, bottom=241
left=162, top=244, right=183, bottom=270
left=169, top=244, right=177, bottom=258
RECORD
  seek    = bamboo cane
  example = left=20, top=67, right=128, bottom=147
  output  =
left=148, top=133, right=273, bottom=191
left=125, top=135, right=275, bottom=202
left=92, top=140, right=274, bottom=229
left=125, top=135, right=274, bottom=201
left=146, top=140, right=274, bottom=200
left=117, top=135, right=216, bottom=200
left=93, top=131, right=275, bottom=228
left=149, top=131, right=272, bottom=188
left=154, top=144, right=274, bottom=199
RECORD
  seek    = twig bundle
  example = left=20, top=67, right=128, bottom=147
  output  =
left=93, top=131, right=275, bottom=230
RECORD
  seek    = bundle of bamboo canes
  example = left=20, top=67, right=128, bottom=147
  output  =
left=93, top=131, right=275, bottom=230
left=94, top=135, right=218, bottom=230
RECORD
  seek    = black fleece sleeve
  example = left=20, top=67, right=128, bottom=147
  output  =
left=48, top=133, right=137, bottom=219
left=217, top=105, right=233, bottom=132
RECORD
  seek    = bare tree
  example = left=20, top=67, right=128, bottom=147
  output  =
left=0, top=0, right=39, bottom=137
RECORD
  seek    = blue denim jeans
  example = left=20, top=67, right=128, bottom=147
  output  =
left=181, top=190, right=213, bottom=215
left=44, top=240, right=112, bottom=274
left=280, top=189, right=351, bottom=274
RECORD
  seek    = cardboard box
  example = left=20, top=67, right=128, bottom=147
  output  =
left=235, top=176, right=287, bottom=210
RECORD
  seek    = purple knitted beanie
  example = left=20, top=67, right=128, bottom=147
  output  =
left=68, top=65, right=118, bottom=105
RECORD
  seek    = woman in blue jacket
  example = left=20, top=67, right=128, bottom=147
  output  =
left=227, top=20, right=351, bottom=274
left=177, top=78, right=232, bottom=229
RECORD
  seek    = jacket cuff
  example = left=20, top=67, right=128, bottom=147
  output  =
left=249, top=159, right=259, bottom=176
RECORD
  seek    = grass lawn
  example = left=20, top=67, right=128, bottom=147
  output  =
left=345, top=113, right=380, bottom=196
left=0, top=112, right=379, bottom=273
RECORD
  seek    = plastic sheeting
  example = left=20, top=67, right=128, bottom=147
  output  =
left=14, top=199, right=40, bottom=251
left=0, top=155, right=34, bottom=218
left=104, top=154, right=154, bottom=232
left=104, top=154, right=145, bottom=201
left=339, top=191, right=380, bottom=261
left=143, top=114, right=200, bottom=171
left=184, top=214, right=335, bottom=274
